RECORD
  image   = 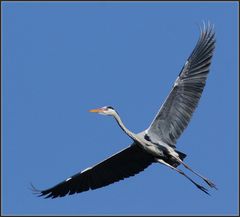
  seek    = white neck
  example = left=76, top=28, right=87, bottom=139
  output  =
left=112, top=111, right=137, bottom=141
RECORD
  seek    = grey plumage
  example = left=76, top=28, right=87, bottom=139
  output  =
left=147, top=24, right=215, bottom=148
left=32, top=23, right=216, bottom=198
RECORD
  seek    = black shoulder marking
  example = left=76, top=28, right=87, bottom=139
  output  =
left=144, top=134, right=151, bottom=142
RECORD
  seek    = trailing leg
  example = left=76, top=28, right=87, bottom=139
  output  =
left=174, top=157, right=217, bottom=190
left=156, top=158, right=210, bottom=195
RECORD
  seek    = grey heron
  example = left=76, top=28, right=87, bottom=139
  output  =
left=32, top=23, right=216, bottom=198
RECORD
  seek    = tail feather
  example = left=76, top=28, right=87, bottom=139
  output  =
left=176, top=150, right=187, bottom=161
left=165, top=150, right=187, bottom=168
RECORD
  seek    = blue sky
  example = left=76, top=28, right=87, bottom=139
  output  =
left=2, top=1, right=238, bottom=215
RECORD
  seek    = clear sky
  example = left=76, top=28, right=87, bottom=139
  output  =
left=2, top=1, right=238, bottom=215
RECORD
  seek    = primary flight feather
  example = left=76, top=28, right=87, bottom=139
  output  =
left=32, top=23, right=216, bottom=198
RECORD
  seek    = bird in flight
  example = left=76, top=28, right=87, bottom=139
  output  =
left=32, top=23, right=216, bottom=198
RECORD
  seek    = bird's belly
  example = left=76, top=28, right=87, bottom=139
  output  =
left=137, top=142, right=165, bottom=157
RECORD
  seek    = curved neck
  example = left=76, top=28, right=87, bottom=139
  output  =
left=112, top=112, right=137, bottom=141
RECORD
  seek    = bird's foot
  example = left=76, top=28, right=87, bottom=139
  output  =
left=203, top=178, right=217, bottom=190
left=195, top=183, right=210, bottom=195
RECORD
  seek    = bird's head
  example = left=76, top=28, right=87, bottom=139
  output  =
left=89, top=106, right=116, bottom=116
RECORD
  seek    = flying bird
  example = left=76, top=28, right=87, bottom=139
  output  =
left=32, top=23, right=216, bottom=198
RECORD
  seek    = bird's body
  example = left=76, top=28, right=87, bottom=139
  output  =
left=32, top=23, right=216, bottom=198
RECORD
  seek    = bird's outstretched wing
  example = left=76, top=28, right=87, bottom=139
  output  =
left=32, top=143, right=155, bottom=198
left=146, top=23, right=216, bottom=148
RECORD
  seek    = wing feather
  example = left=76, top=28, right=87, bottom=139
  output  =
left=34, top=143, right=155, bottom=198
left=147, top=23, right=216, bottom=147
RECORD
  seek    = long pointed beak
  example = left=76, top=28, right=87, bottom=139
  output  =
left=89, top=108, right=104, bottom=113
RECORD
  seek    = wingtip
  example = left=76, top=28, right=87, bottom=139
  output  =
left=29, top=182, right=49, bottom=198
left=29, top=182, right=42, bottom=196
left=198, top=20, right=215, bottom=35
